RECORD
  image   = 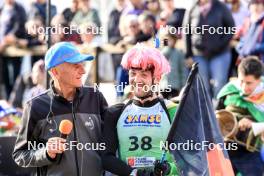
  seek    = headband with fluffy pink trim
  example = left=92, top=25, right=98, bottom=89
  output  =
left=121, top=44, right=171, bottom=78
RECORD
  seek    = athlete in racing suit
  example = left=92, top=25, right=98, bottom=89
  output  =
left=102, top=44, right=179, bottom=176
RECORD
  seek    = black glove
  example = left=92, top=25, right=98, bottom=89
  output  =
left=136, top=169, right=154, bottom=176
left=153, top=160, right=171, bottom=176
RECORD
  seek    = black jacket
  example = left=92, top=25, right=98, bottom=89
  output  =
left=184, top=0, right=235, bottom=58
left=9, top=74, right=34, bottom=108
left=107, top=8, right=123, bottom=45
left=167, top=8, right=186, bottom=28
left=12, top=83, right=108, bottom=176
left=0, top=2, right=27, bottom=39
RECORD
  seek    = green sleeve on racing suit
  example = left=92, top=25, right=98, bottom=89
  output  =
left=167, top=102, right=178, bottom=123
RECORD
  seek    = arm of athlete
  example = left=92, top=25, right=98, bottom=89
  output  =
left=101, top=104, right=134, bottom=176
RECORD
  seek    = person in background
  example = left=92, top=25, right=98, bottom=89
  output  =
left=25, top=17, right=45, bottom=46
left=22, top=59, right=46, bottom=106
left=51, top=14, right=82, bottom=44
left=160, top=26, right=186, bottom=99
left=0, top=0, right=27, bottom=47
left=8, top=73, right=33, bottom=110
left=138, top=12, right=157, bottom=41
left=123, top=0, right=145, bottom=16
left=62, top=0, right=79, bottom=25
left=79, top=22, right=104, bottom=86
left=225, top=0, right=249, bottom=30
left=184, top=0, right=235, bottom=98
left=116, top=14, right=143, bottom=99
left=71, top=0, right=101, bottom=27
left=159, top=0, right=185, bottom=28
left=8, top=61, right=41, bottom=112
left=28, top=0, right=57, bottom=24
left=119, top=14, right=150, bottom=45
left=236, top=0, right=264, bottom=62
left=79, top=22, right=103, bottom=46
left=0, top=0, right=27, bottom=98
left=1, top=16, right=44, bottom=67
left=145, top=0, right=161, bottom=18
left=156, top=10, right=170, bottom=29
left=8, top=60, right=45, bottom=110
left=108, top=0, right=127, bottom=80
left=24, top=17, right=46, bottom=65
left=224, top=0, right=250, bottom=77
left=108, top=0, right=127, bottom=45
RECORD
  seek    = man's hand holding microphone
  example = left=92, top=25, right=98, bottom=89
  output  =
left=46, top=120, right=73, bottom=160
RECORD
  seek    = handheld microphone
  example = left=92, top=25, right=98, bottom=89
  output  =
left=56, top=120, right=73, bottom=163
left=59, top=119, right=73, bottom=138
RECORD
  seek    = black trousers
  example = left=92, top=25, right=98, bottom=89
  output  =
left=2, top=56, right=22, bottom=97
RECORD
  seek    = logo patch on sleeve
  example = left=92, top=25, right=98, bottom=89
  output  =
left=127, top=157, right=156, bottom=168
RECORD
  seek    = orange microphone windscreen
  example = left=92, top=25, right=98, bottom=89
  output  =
left=59, top=120, right=73, bottom=135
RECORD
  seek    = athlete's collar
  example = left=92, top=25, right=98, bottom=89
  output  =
left=132, top=97, right=159, bottom=107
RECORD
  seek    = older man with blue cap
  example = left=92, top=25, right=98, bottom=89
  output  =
left=13, top=42, right=108, bottom=176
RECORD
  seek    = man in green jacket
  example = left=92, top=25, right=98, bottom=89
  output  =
left=217, top=56, right=264, bottom=175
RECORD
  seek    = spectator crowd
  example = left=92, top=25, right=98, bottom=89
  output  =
left=2, top=0, right=263, bottom=103
left=0, top=0, right=263, bottom=120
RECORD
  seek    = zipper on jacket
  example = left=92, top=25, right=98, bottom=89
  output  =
left=71, top=102, right=80, bottom=176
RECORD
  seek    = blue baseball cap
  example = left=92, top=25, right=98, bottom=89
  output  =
left=44, top=42, right=94, bottom=70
